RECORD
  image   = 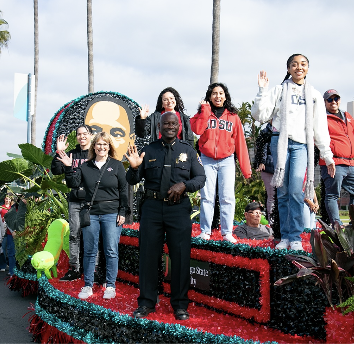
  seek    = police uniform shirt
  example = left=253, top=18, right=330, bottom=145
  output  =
left=126, top=138, right=205, bottom=192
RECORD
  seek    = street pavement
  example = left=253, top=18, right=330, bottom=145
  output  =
left=0, top=270, right=37, bottom=344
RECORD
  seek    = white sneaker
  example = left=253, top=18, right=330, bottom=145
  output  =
left=197, top=233, right=211, bottom=240
left=78, top=286, right=93, bottom=299
left=222, top=234, right=236, bottom=244
left=103, top=287, right=116, bottom=299
left=290, top=241, right=303, bottom=251
left=275, top=239, right=290, bottom=250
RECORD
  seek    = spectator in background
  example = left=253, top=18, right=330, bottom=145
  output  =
left=0, top=195, right=12, bottom=273
left=233, top=202, right=273, bottom=240
left=320, top=89, right=354, bottom=227
left=254, top=122, right=275, bottom=224
left=191, top=83, right=252, bottom=244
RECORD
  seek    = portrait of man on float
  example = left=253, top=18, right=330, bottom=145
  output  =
left=84, top=96, right=136, bottom=161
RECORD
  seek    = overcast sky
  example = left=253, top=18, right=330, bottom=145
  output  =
left=0, top=0, right=353, bottom=162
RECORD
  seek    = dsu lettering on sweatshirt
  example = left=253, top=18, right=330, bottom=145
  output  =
left=207, top=119, right=233, bottom=132
left=291, top=95, right=306, bottom=105
left=72, top=159, right=87, bottom=169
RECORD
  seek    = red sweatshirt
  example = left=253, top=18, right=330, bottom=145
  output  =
left=190, top=104, right=252, bottom=178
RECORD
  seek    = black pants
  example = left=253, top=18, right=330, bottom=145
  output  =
left=138, top=197, right=192, bottom=310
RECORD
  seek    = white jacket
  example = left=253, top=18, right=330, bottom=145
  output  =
left=251, top=81, right=334, bottom=166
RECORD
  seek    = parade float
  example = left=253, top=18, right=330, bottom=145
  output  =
left=2, top=91, right=354, bottom=343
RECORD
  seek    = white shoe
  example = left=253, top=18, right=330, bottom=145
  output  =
left=222, top=234, right=236, bottom=244
left=197, top=233, right=210, bottom=240
left=290, top=241, right=303, bottom=251
left=275, top=239, right=289, bottom=250
left=78, top=286, right=93, bottom=299
left=103, top=287, right=116, bottom=299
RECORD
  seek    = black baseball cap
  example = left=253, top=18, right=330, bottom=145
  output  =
left=323, top=89, right=340, bottom=100
left=245, top=202, right=264, bottom=212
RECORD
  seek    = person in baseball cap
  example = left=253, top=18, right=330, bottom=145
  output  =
left=323, top=89, right=344, bottom=121
left=320, top=89, right=354, bottom=227
left=233, top=201, right=273, bottom=240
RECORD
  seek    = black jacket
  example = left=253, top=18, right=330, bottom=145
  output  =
left=135, top=111, right=195, bottom=146
left=254, top=123, right=274, bottom=174
left=126, top=138, right=205, bottom=192
left=51, top=144, right=89, bottom=202
left=64, top=158, right=128, bottom=216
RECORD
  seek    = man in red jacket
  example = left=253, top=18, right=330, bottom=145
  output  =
left=320, top=89, right=354, bottom=227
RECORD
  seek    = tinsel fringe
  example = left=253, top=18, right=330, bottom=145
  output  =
left=29, top=314, right=85, bottom=344
left=7, top=275, right=38, bottom=297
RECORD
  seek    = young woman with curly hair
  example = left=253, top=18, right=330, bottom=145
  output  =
left=135, top=87, right=194, bottom=146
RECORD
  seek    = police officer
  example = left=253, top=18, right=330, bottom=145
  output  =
left=126, top=112, right=205, bottom=320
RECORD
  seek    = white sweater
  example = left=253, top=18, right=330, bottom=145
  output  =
left=251, top=81, right=334, bottom=166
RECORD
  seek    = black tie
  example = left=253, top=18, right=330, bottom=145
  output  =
left=160, top=144, right=172, bottom=198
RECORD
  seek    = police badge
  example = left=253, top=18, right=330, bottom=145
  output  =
left=179, top=153, right=188, bottom=162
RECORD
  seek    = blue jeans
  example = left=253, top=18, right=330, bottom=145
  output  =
left=7, top=233, right=15, bottom=275
left=270, top=137, right=307, bottom=242
left=303, top=202, right=316, bottom=229
left=82, top=213, right=122, bottom=288
left=0, top=234, right=7, bottom=269
left=200, top=154, right=235, bottom=236
left=321, top=165, right=354, bottom=226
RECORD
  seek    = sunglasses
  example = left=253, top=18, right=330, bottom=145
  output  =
left=247, top=211, right=262, bottom=216
left=326, top=96, right=340, bottom=103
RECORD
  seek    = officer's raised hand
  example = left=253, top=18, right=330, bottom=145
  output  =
left=125, top=144, right=145, bottom=169
left=167, top=182, right=186, bottom=203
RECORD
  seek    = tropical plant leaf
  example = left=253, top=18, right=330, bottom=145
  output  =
left=0, top=159, right=32, bottom=181
left=330, top=259, right=340, bottom=281
left=7, top=152, right=23, bottom=159
left=336, top=226, right=352, bottom=255
left=25, top=185, right=41, bottom=193
left=297, top=268, right=314, bottom=278
left=322, top=237, right=340, bottom=261
left=41, top=179, right=70, bottom=193
left=66, top=130, right=78, bottom=152
left=19, top=143, right=53, bottom=168
left=285, top=254, right=318, bottom=268
left=336, top=251, right=354, bottom=272
left=312, top=230, right=328, bottom=267
left=274, top=273, right=299, bottom=286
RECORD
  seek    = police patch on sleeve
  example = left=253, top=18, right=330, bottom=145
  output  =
left=197, top=154, right=203, bottom=166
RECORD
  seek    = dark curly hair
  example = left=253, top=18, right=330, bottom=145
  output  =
left=198, top=82, right=238, bottom=114
left=282, top=54, right=309, bottom=83
left=155, top=87, right=186, bottom=113
left=75, top=124, right=93, bottom=136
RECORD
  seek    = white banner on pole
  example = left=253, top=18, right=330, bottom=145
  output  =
left=14, top=73, right=28, bottom=121
left=30, top=77, right=36, bottom=116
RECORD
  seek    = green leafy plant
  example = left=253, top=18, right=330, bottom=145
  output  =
left=189, top=190, right=201, bottom=220
left=0, top=143, right=70, bottom=267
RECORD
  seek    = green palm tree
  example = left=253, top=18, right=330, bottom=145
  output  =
left=0, top=11, right=11, bottom=53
